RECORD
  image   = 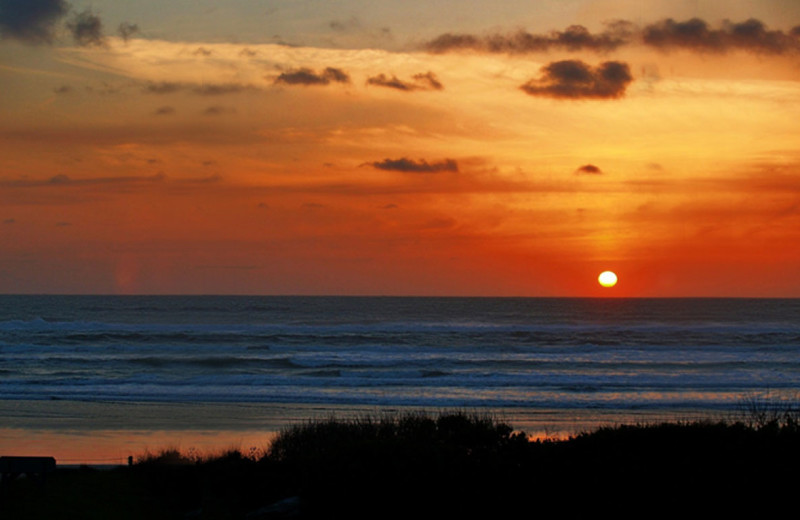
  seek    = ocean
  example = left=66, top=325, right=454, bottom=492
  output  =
left=1, top=295, right=799, bottom=461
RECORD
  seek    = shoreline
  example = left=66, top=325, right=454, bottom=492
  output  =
left=0, top=399, right=731, bottom=464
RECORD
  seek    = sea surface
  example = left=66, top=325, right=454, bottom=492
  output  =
left=2, top=295, right=799, bottom=414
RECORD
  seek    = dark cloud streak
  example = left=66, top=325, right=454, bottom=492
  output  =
left=194, top=84, right=248, bottom=96
left=143, top=82, right=256, bottom=96
left=426, top=21, right=633, bottom=54
left=144, top=82, right=184, bottom=94
left=203, top=105, right=236, bottom=116
left=274, top=67, right=350, bottom=86
left=576, top=164, right=602, bottom=175
left=425, top=18, right=800, bottom=55
left=154, top=106, right=175, bottom=116
left=413, top=72, right=444, bottom=90
left=368, top=158, right=459, bottom=173
left=367, top=72, right=444, bottom=92
left=1, top=172, right=166, bottom=188
left=520, top=60, right=633, bottom=100
left=366, top=71, right=444, bottom=91
left=644, top=18, right=800, bottom=54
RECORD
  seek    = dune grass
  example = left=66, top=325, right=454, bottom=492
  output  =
left=3, top=409, right=800, bottom=518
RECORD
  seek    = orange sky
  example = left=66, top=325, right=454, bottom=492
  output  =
left=1, top=0, right=799, bottom=296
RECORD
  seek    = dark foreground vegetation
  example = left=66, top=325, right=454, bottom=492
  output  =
left=3, top=410, right=800, bottom=518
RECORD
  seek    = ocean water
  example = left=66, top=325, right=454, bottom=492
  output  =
left=2, top=295, right=799, bottom=414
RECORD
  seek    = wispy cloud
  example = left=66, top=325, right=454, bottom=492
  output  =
left=203, top=105, right=236, bottom=116
left=575, top=164, right=603, bottom=175
left=67, top=9, right=106, bottom=47
left=117, top=22, right=139, bottom=42
left=1, top=172, right=166, bottom=188
left=154, top=106, right=175, bottom=116
left=274, top=67, right=350, bottom=86
left=144, top=82, right=184, bottom=94
left=520, top=60, right=633, bottom=100
left=366, top=71, right=444, bottom=91
left=143, top=81, right=256, bottom=95
left=368, top=158, right=459, bottom=173
left=193, top=83, right=250, bottom=96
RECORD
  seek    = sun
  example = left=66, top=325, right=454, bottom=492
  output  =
left=598, top=271, right=618, bottom=288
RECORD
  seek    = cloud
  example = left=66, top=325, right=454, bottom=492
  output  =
left=425, top=21, right=633, bottom=54
left=327, top=16, right=393, bottom=45
left=66, top=9, right=105, bottom=47
left=368, top=158, right=459, bottom=173
left=424, top=18, right=800, bottom=55
left=575, top=164, right=603, bottom=175
left=143, top=81, right=255, bottom=96
left=144, top=82, right=184, bottom=94
left=643, top=18, right=800, bottom=54
left=154, top=106, right=175, bottom=116
left=48, top=173, right=70, bottom=184
left=366, top=74, right=408, bottom=90
left=203, top=105, right=236, bottom=116
left=0, top=0, right=69, bottom=44
left=117, top=21, right=139, bottom=42
left=180, top=173, right=222, bottom=184
left=193, top=84, right=249, bottom=96
left=1, top=172, right=166, bottom=188
left=329, top=16, right=361, bottom=32
left=274, top=67, right=350, bottom=86
left=366, top=71, right=444, bottom=91
left=520, top=60, right=633, bottom=100
left=54, top=85, right=72, bottom=94
left=412, top=72, right=444, bottom=90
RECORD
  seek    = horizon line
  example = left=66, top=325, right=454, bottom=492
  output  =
left=1, top=293, right=798, bottom=300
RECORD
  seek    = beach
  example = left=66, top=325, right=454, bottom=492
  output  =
left=0, top=398, right=728, bottom=465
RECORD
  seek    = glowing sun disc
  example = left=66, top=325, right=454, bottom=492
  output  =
left=598, top=271, right=618, bottom=288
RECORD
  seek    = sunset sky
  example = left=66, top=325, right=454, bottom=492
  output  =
left=1, top=0, right=799, bottom=297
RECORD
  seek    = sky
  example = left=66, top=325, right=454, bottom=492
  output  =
left=1, top=0, right=799, bottom=297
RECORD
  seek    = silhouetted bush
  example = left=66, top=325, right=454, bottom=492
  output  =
left=263, top=411, right=531, bottom=515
